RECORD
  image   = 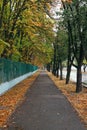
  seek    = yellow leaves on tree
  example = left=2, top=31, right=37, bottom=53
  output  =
left=19, top=1, right=54, bottom=65
left=0, top=0, right=55, bottom=65
left=0, top=39, right=10, bottom=56
left=62, top=0, right=72, bottom=3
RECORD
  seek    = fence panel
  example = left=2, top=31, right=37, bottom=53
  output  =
left=0, top=58, right=38, bottom=84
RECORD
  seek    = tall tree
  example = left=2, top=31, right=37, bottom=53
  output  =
left=61, top=0, right=87, bottom=92
left=0, top=0, right=55, bottom=66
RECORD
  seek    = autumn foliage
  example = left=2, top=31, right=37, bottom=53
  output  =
left=0, top=0, right=55, bottom=66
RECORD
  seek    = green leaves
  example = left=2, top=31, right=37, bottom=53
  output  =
left=0, top=0, right=55, bottom=65
left=0, top=39, right=10, bottom=56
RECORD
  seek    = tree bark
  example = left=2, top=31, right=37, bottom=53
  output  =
left=66, top=21, right=73, bottom=84
left=56, top=62, right=59, bottom=78
left=60, top=60, right=63, bottom=80
left=76, top=44, right=83, bottom=93
left=75, top=3, right=84, bottom=93
left=66, top=64, right=71, bottom=84
left=76, top=64, right=82, bottom=92
left=52, top=43, right=57, bottom=76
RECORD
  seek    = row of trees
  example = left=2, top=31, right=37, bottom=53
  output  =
left=48, top=0, right=87, bottom=93
left=0, top=0, right=55, bottom=66
left=0, top=0, right=87, bottom=93
left=63, top=0, right=87, bottom=93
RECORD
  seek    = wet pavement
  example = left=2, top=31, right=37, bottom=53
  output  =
left=2, top=71, right=87, bottom=130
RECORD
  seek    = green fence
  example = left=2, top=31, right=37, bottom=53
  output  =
left=0, top=58, right=38, bottom=84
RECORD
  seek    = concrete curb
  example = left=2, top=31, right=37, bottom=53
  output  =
left=0, top=70, right=38, bottom=96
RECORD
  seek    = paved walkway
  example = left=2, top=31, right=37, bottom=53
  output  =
left=5, top=71, right=86, bottom=130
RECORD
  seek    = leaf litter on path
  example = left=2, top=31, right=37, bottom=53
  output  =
left=47, top=72, right=87, bottom=128
left=0, top=71, right=39, bottom=128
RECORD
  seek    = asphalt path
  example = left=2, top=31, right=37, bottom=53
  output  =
left=4, top=71, right=87, bottom=130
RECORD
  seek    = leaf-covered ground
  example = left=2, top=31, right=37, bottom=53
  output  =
left=0, top=72, right=39, bottom=128
left=0, top=71, right=87, bottom=128
left=47, top=72, right=87, bottom=128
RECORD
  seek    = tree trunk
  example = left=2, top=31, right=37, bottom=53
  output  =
left=83, top=65, right=86, bottom=72
left=65, top=17, right=74, bottom=84
left=76, top=65, right=82, bottom=92
left=47, top=63, right=50, bottom=72
left=56, top=62, right=59, bottom=78
left=76, top=44, right=83, bottom=93
left=60, top=60, right=63, bottom=80
left=66, top=64, right=71, bottom=84
left=66, top=29, right=72, bottom=84
left=75, top=3, right=84, bottom=93
left=52, top=44, right=56, bottom=76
